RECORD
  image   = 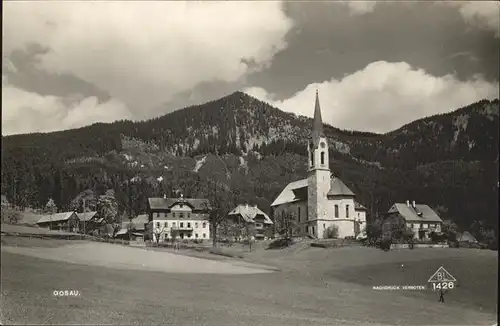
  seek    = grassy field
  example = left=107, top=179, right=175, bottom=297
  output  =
left=1, top=237, right=497, bottom=326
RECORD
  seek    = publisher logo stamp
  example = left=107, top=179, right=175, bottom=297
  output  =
left=428, top=266, right=457, bottom=291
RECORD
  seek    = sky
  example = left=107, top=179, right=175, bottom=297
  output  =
left=2, top=1, right=499, bottom=136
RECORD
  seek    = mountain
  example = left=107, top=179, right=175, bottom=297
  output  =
left=1, top=92, right=498, bottom=238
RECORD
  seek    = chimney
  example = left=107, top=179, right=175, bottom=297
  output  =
left=406, top=200, right=410, bottom=207
left=412, top=200, right=416, bottom=208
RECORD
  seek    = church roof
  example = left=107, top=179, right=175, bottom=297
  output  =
left=327, top=177, right=355, bottom=197
left=271, top=176, right=357, bottom=207
left=311, top=90, right=325, bottom=146
left=270, top=179, right=308, bottom=207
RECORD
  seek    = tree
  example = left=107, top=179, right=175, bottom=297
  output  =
left=126, top=217, right=135, bottom=240
left=1, top=208, right=20, bottom=224
left=324, top=225, right=339, bottom=239
left=97, top=189, right=119, bottom=224
left=365, top=220, right=383, bottom=245
left=275, top=211, right=298, bottom=240
left=241, top=222, right=256, bottom=251
left=153, top=226, right=167, bottom=245
left=69, top=189, right=98, bottom=213
left=44, top=198, right=58, bottom=214
left=203, top=178, right=231, bottom=248
left=111, top=223, right=121, bottom=238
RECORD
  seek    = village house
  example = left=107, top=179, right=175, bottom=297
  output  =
left=115, top=214, right=149, bottom=241
left=78, top=211, right=105, bottom=234
left=270, top=91, right=367, bottom=239
left=146, top=194, right=211, bottom=242
left=227, top=204, right=274, bottom=240
left=122, top=214, right=148, bottom=233
left=383, top=201, right=443, bottom=240
left=36, top=211, right=80, bottom=232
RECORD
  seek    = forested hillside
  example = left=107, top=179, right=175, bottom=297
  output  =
left=2, top=92, right=498, bottom=240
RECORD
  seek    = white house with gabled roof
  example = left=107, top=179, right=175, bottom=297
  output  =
left=147, top=194, right=211, bottom=242
left=270, top=91, right=367, bottom=239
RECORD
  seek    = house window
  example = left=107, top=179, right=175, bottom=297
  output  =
left=180, top=213, right=184, bottom=219
left=255, top=223, right=263, bottom=228
left=195, top=222, right=199, bottom=228
left=323, top=223, right=326, bottom=229
left=334, top=205, right=339, bottom=218
left=203, top=222, right=206, bottom=228
left=188, top=213, right=191, bottom=218
left=180, top=222, right=184, bottom=228
left=346, top=205, right=349, bottom=218
left=156, top=212, right=160, bottom=217
left=203, top=233, right=206, bottom=238
left=173, top=212, right=176, bottom=218
left=195, top=233, right=198, bottom=238
left=156, top=222, right=160, bottom=228
left=173, top=222, right=176, bottom=227
left=164, top=222, right=168, bottom=227
left=187, top=222, right=191, bottom=228
left=320, top=152, right=325, bottom=165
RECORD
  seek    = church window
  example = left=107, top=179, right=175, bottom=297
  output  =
left=346, top=205, right=350, bottom=218
left=320, top=152, right=325, bottom=165
left=298, top=207, right=301, bottom=222
left=320, top=142, right=325, bottom=148
left=334, top=205, right=339, bottom=218
left=310, top=152, right=314, bottom=166
left=323, top=223, right=326, bottom=229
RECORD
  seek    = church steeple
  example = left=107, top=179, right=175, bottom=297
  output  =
left=311, top=90, right=324, bottom=145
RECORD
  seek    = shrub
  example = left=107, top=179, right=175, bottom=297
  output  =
left=267, top=237, right=294, bottom=249
left=379, top=237, right=392, bottom=251
left=323, top=225, right=339, bottom=239
left=487, top=239, right=498, bottom=251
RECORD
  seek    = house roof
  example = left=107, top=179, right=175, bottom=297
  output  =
left=271, top=179, right=308, bottom=207
left=114, top=229, right=128, bottom=236
left=354, top=201, right=367, bottom=211
left=227, top=204, right=273, bottom=225
left=148, top=198, right=211, bottom=211
left=121, top=214, right=148, bottom=230
left=78, top=211, right=98, bottom=222
left=388, top=203, right=443, bottom=223
left=458, top=231, right=477, bottom=242
left=37, top=211, right=78, bottom=224
left=327, top=178, right=355, bottom=197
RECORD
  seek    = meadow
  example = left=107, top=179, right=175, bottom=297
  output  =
left=1, top=236, right=497, bottom=326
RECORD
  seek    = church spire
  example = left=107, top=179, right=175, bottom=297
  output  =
left=311, top=89, right=324, bottom=143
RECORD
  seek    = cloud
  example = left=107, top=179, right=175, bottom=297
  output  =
left=341, top=1, right=377, bottom=15
left=2, top=2, right=293, bottom=112
left=444, top=1, right=500, bottom=36
left=244, top=61, right=499, bottom=133
left=338, top=1, right=499, bottom=35
left=2, top=79, right=133, bottom=136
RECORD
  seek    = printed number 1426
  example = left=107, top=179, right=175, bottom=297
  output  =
left=432, top=282, right=454, bottom=290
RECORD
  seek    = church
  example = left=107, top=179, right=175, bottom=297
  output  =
left=270, top=91, right=367, bottom=239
